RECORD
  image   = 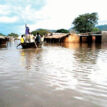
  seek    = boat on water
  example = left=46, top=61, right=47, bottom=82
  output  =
left=18, top=32, right=44, bottom=49
left=20, top=42, right=42, bottom=49
left=21, top=42, right=36, bottom=49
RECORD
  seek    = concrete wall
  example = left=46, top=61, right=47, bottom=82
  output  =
left=64, top=32, right=106, bottom=43
left=64, top=33, right=80, bottom=43
left=102, top=31, right=107, bottom=43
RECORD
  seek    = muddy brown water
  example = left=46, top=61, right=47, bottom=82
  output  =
left=0, top=41, right=107, bottom=107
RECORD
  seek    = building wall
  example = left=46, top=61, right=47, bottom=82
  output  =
left=64, top=33, right=80, bottom=43
left=102, top=31, right=107, bottom=42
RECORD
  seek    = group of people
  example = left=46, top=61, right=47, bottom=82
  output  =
left=18, top=24, right=42, bottom=47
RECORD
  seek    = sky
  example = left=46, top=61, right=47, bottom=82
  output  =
left=0, top=0, right=107, bottom=35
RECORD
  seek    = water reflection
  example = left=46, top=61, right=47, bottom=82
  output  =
left=0, top=41, right=107, bottom=107
left=19, top=48, right=42, bottom=70
left=62, top=42, right=80, bottom=49
left=62, top=43, right=102, bottom=64
left=0, top=42, right=8, bottom=49
left=0, top=44, right=7, bottom=49
left=62, top=42, right=101, bottom=50
left=7, top=40, right=15, bottom=47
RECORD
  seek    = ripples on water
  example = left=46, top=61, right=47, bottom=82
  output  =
left=0, top=41, right=107, bottom=107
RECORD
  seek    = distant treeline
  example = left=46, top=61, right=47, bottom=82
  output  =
left=1, top=25, right=107, bottom=37
left=97, top=24, right=107, bottom=31
left=31, top=28, right=69, bottom=36
left=0, top=33, right=19, bottom=37
left=0, top=28, right=69, bottom=38
left=0, top=33, right=6, bottom=36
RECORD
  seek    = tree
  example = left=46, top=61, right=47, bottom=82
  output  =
left=72, top=12, right=98, bottom=33
left=56, top=29, right=69, bottom=33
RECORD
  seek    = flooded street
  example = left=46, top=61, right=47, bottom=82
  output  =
left=0, top=41, right=107, bottom=107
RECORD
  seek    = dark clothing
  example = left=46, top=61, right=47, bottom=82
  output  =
left=35, top=35, right=41, bottom=43
left=35, top=34, right=41, bottom=48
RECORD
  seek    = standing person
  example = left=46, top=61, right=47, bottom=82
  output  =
left=25, top=24, right=30, bottom=42
left=29, top=33, right=35, bottom=43
left=35, top=32, right=41, bottom=47
left=25, top=24, right=30, bottom=35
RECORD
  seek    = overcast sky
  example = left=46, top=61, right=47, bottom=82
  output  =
left=0, top=0, right=107, bottom=35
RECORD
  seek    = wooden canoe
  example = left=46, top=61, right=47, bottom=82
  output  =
left=21, top=42, right=37, bottom=49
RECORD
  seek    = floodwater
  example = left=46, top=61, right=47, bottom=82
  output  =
left=0, top=41, right=107, bottom=107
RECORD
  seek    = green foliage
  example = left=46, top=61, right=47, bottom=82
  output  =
left=56, top=29, right=69, bottom=33
left=92, top=27, right=100, bottom=32
left=8, top=33, right=19, bottom=37
left=73, top=12, right=98, bottom=33
left=31, top=29, right=49, bottom=36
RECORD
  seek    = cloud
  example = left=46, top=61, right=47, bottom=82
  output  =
left=0, top=0, right=107, bottom=34
left=0, top=16, right=18, bottom=23
left=0, top=0, right=46, bottom=34
left=0, top=0, right=46, bottom=22
left=0, top=4, right=11, bottom=15
left=34, top=0, right=107, bottom=30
